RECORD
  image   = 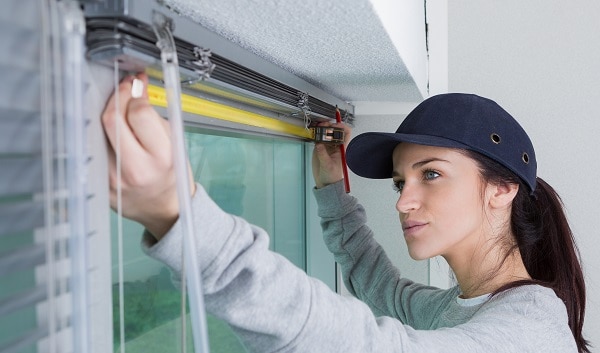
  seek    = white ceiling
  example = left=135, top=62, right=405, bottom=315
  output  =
left=163, top=0, right=427, bottom=106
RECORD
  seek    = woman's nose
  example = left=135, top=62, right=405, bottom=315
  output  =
left=396, top=184, right=420, bottom=213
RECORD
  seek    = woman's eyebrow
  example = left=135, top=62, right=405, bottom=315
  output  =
left=411, top=158, right=450, bottom=169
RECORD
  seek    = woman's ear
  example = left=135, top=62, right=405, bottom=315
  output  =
left=487, top=182, right=519, bottom=209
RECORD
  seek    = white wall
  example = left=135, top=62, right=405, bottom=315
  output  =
left=448, top=0, right=600, bottom=345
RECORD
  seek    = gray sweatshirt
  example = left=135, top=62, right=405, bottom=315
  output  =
left=143, top=181, right=577, bottom=352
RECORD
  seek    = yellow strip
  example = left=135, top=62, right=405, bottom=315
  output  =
left=147, top=84, right=313, bottom=139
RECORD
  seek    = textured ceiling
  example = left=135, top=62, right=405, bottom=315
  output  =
left=163, top=0, right=424, bottom=104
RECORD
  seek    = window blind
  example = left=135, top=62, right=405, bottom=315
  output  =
left=83, top=0, right=354, bottom=127
left=86, top=15, right=345, bottom=120
left=0, top=1, right=89, bottom=353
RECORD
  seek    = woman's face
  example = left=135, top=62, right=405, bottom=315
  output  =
left=392, top=143, right=488, bottom=261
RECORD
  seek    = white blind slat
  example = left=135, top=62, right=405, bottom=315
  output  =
left=0, top=285, right=46, bottom=317
left=0, top=326, right=47, bottom=353
left=0, top=159, right=43, bottom=199
left=0, top=244, right=45, bottom=276
left=0, top=201, right=44, bottom=236
left=37, top=326, right=73, bottom=353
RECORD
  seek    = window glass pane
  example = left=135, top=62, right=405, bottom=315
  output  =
left=110, top=215, right=191, bottom=353
left=186, top=128, right=306, bottom=269
left=111, top=126, right=306, bottom=353
left=185, top=127, right=306, bottom=352
left=272, top=141, right=305, bottom=269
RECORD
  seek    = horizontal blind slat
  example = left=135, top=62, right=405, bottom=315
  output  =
left=0, top=158, right=43, bottom=197
left=0, top=326, right=47, bottom=353
left=35, top=256, right=73, bottom=285
left=37, top=326, right=73, bottom=353
left=0, top=243, right=45, bottom=276
left=0, top=201, right=44, bottom=236
left=0, top=285, right=45, bottom=317
left=0, top=67, right=40, bottom=112
left=0, top=24, right=40, bottom=70
left=0, top=111, right=42, bottom=155
left=35, top=291, right=73, bottom=329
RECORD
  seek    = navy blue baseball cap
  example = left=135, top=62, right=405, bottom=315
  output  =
left=346, top=93, right=537, bottom=193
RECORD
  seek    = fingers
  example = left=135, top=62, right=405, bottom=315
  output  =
left=102, top=73, right=173, bottom=179
left=102, top=75, right=145, bottom=160
left=125, top=74, right=172, bottom=162
left=102, top=75, right=133, bottom=142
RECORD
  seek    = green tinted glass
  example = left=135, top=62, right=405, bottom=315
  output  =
left=111, top=128, right=306, bottom=352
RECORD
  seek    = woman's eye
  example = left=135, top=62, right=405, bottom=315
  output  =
left=423, top=170, right=440, bottom=181
left=392, top=180, right=404, bottom=193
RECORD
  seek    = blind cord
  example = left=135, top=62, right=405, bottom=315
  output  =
left=153, top=10, right=210, bottom=353
left=114, top=60, right=127, bottom=353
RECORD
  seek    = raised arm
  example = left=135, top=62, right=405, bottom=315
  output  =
left=313, top=181, right=454, bottom=328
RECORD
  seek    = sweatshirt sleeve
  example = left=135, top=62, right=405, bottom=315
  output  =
left=313, top=181, right=456, bottom=329
left=140, top=183, right=409, bottom=352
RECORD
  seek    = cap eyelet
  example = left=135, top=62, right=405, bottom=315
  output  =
left=490, top=133, right=501, bottom=144
left=522, top=152, right=530, bottom=164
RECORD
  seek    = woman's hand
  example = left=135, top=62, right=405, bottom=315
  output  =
left=311, top=122, right=351, bottom=188
left=102, top=73, right=192, bottom=240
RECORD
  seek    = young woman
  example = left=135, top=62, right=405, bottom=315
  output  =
left=103, top=74, right=589, bottom=352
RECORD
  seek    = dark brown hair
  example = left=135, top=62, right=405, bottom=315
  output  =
left=462, top=150, right=590, bottom=353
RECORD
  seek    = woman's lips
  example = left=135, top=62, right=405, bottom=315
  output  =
left=402, top=221, right=428, bottom=237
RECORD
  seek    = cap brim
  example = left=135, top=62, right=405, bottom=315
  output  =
left=346, top=132, right=470, bottom=179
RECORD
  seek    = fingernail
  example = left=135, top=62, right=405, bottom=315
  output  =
left=131, top=78, right=144, bottom=98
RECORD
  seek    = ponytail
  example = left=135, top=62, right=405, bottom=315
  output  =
left=509, top=177, right=589, bottom=352
left=462, top=150, right=590, bottom=353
